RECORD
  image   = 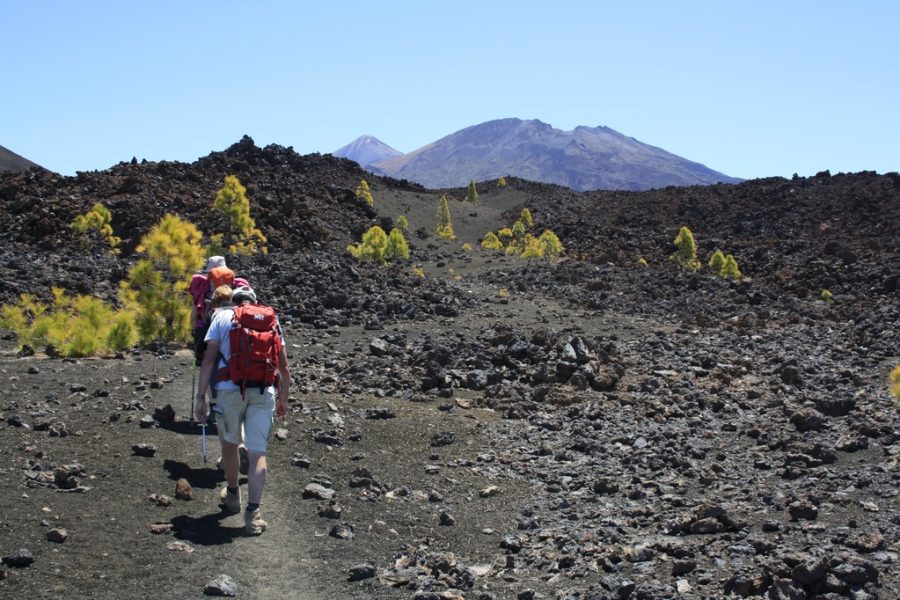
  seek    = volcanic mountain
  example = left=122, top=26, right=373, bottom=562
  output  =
left=333, top=135, right=402, bottom=168
left=0, top=144, right=41, bottom=173
left=371, top=118, right=742, bottom=191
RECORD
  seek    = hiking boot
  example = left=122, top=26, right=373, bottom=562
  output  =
left=239, top=446, right=249, bottom=476
left=245, top=508, right=267, bottom=535
left=220, top=486, right=241, bottom=514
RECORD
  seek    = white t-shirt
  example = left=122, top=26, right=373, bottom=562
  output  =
left=204, top=306, right=284, bottom=392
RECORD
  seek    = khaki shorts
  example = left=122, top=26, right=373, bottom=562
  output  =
left=211, top=388, right=275, bottom=453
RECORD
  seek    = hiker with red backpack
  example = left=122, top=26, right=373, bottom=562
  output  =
left=194, top=285, right=290, bottom=535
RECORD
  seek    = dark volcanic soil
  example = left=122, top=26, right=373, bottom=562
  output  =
left=0, top=140, right=898, bottom=599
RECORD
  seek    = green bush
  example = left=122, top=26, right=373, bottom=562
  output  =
left=520, top=208, right=534, bottom=228
left=821, top=289, right=833, bottom=304
left=539, top=230, right=563, bottom=258
left=396, top=215, right=409, bottom=232
left=347, top=225, right=409, bottom=264
left=708, top=250, right=726, bottom=275
left=497, top=176, right=507, bottom=187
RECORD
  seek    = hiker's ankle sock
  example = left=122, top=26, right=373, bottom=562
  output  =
left=246, top=503, right=259, bottom=513
left=227, top=486, right=239, bottom=495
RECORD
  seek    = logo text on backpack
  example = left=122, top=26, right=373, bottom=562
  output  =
left=253, top=314, right=265, bottom=321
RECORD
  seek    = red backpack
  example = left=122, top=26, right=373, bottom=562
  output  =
left=217, top=304, right=283, bottom=392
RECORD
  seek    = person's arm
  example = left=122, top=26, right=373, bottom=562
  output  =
left=276, top=343, right=290, bottom=418
left=194, top=339, right=219, bottom=423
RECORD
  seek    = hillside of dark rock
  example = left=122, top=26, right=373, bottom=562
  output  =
left=0, top=138, right=897, bottom=599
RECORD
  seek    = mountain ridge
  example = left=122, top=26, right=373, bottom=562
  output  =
left=333, top=135, right=402, bottom=168
left=368, top=118, right=741, bottom=191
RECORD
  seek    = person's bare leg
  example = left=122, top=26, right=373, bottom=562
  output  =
left=221, top=441, right=240, bottom=488
left=246, top=451, right=267, bottom=504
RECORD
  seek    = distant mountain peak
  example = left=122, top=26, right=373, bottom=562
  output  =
left=333, top=135, right=402, bottom=168
left=372, top=118, right=741, bottom=191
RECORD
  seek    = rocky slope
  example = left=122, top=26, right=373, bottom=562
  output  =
left=0, top=144, right=41, bottom=174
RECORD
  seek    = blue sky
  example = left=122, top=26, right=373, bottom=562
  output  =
left=3, top=1, right=898, bottom=180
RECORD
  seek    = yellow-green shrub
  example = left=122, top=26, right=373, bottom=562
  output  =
left=821, top=289, right=833, bottom=304
left=708, top=250, right=726, bottom=275
left=481, top=232, right=503, bottom=250
left=1, top=289, right=136, bottom=357
left=497, top=176, right=507, bottom=187
left=396, top=215, right=409, bottom=232
left=385, top=228, right=410, bottom=261
left=521, top=235, right=544, bottom=259
left=71, top=202, right=121, bottom=254
left=538, top=230, right=563, bottom=259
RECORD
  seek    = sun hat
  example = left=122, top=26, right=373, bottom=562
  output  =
left=232, top=286, right=257, bottom=304
left=205, top=256, right=227, bottom=272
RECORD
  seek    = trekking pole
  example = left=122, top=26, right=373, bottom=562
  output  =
left=190, top=362, right=197, bottom=425
left=201, top=423, right=208, bottom=463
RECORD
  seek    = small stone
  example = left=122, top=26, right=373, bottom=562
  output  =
left=329, top=524, right=354, bottom=540
left=132, top=444, right=157, bottom=457
left=167, top=541, right=195, bottom=553
left=46, top=528, right=68, bottom=543
left=150, top=523, right=173, bottom=534
left=204, top=574, right=237, bottom=596
left=479, top=486, right=501, bottom=498
left=139, top=415, right=156, bottom=429
left=2, top=549, right=34, bottom=568
left=787, top=500, right=818, bottom=521
left=303, top=483, right=335, bottom=500
left=430, top=431, right=454, bottom=447
left=28, top=365, right=40, bottom=375
left=274, top=428, right=288, bottom=441
left=153, top=404, right=176, bottom=424
left=365, top=408, right=395, bottom=419
left=291, top=454, right=311, bottom=468
left=318, top=500, right=343, bottom=519
left=175, top=478, right=192, bottom=501
left=149, top=494, right=173, bottom=507
left=348, top=562, right=376, bottom=581
left=439, top=511, right=456, bottom=526
left=672, top=559, right=696, bottom=575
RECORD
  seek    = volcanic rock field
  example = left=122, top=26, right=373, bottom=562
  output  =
left=0, top=138, right=897, bottom=599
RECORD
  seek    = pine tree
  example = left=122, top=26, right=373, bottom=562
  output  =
left=465, top=180, right=478, bottom=205
left=212, top=175, right=267, bottom=255
left=396, top=215, right=409, bottom=232
left=435, top=195, right=456, bottom=240
left=385, top=228, right=410, bottom=261
left=671, top=226, right=701, bottom=271
left=356, top=179, right=374, bottom=207
left=708, top=250, right=726, bottom=277
left=119, top=214, right=205, bottom=342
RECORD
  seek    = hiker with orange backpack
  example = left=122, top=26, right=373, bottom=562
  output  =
left=194, top=285, right=290, bottom=535
left=188, top=256, right=250, bottom=366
